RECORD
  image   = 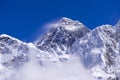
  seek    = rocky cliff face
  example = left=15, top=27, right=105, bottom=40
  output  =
left=34, top=17, right=90, bottom=55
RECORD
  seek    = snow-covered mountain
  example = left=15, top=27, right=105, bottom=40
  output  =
left=0, top=34, right=61, bottom=80
left=34, top=17, right=90, bottom=55
left=70, top=22, right=120, bottom=79
left=0, top=34, right=30, bottom=67
left=0, top=17, right=120, bottom=80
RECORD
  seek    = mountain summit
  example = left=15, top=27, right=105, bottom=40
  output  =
left=54, top=17, right=85, bottom=31
left=34, top=17, right=90, bottom=55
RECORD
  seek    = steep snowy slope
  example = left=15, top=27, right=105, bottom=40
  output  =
left=70, top=24, right=119, bottom=79
left=35, top=17, right=90, bottom=56
left=0, top=34, right=30, bottom=67
left=0, top=33, right=67, bottom=80
left=0, top=34, right=46, bottom=80
left=0, top=34, right=30, bottom=80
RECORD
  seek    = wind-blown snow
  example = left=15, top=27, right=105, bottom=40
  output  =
left=53, top=17, right=86, bottom=31
left=11, top=56, right=95, bottom=80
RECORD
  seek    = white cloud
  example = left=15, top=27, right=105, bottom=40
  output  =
left=11, top=56, right=95, bottom=80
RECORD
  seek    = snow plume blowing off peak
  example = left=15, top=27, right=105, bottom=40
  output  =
left=37, top=17, right=87, bottom=33
left=50, top=17, right=87, bottom=31
left=11, top=56, right=95, bottom=80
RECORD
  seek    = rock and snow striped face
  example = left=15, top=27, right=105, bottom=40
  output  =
left=35, top=17, right=90, bottom=56
left=70, top=24, right=120, bottom=79
left=54, top=17, right=86, bottom=31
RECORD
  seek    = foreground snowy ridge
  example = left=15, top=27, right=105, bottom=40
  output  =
left=0, top=17, right=120, bottom=80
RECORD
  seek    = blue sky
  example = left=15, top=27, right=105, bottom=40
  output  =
left=0, top=0, right=120, bottom=42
